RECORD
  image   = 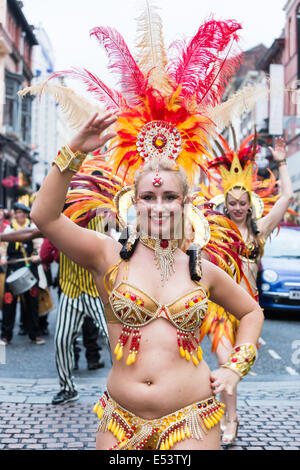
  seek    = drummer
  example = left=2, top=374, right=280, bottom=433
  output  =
left=0, top=203, right=45, bottom=346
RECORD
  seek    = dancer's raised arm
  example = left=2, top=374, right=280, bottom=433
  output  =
left=258, top=137, right=294, bottom=237
left=30, top=113, right=117, bottom=273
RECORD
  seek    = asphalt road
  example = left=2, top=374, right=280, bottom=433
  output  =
left=0, top=289, right=299, bottom=382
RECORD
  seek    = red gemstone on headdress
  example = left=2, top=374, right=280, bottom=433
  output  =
left=153, top=176, right=163, bottom=187
left=160, top=240, right=169, bottom=249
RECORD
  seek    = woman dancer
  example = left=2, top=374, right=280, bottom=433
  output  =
left=28, top=4, right=264, bottom=450
left=200, top=133, right=294, bottom=444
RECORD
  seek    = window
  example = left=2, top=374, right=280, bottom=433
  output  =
left=4, top=72, right=20, bottom=132
left=4, top=70, right=32, bottom=145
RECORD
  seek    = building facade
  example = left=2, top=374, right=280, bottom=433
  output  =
left=0, top=0, right=38, bottom=207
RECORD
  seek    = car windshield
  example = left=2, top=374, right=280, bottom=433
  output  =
left=264, top=228, right=300, bottom=258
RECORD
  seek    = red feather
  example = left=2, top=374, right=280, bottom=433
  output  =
left=90, top=26, right=146, bottom=105
left=167, top=19, right=241, bottom=105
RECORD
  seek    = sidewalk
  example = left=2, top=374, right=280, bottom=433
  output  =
left=0, top=377, right=299, bottom=450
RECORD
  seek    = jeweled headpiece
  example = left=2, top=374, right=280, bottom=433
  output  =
left=202, top=130, right=279, bottom=219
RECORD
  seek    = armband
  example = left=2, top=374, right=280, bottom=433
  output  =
left=221, top=343, right=257, bottom=379
left=52, top=145, right=87, bottom=173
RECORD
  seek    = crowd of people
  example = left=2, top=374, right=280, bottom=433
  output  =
left=0, top=202, right=110, bottom=405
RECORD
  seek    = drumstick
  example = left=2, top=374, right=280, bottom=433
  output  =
left=6, top=258, right=31, bottom=265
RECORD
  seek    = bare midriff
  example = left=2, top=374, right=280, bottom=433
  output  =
left=106, top=318, right=214, bottom=420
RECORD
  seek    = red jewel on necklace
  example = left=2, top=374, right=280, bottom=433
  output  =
left=160, top=240, right=169, bottom=249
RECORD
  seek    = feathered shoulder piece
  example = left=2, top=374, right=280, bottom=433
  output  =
left=63, top=153, right=125, bottom=228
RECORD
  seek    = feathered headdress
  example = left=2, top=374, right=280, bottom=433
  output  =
left=202, top=130, right=280, bottom=219
left=32, top=1, right=243, bottom=187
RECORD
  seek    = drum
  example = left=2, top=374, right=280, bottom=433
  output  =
left=6, top=267, right=37, bottom=296
left=38, top=287, right=54, bottom=317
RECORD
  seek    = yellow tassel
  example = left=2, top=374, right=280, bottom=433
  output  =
left=177, top=428, right=181, bottom=442
left=114, top=424, right=120, bottom=437
left=186, top=426, right=191, bottom=438
left=93, top=402, right=99, bottom=413
left=107, top=419, right=113, bottom=431
left=185, top=350, right=191, bottom=361
left=131, top=351, right=136, bottom=364
left=111, top=420, right=116, bottom=433
left=169, top=434, right=173, bottom=448
left=210, top=415, right=218, bottom=425
left=179, top=346, right=185, bottom=358
left=192, top=354, right=199, bottom=366
left=126, top=352, right=133, bottom=365
left=173, top=430, right=177, bottom=443
left=220, top=402, right=226, bottom=408
left=160, top=442, right=165, bottom=450
left=97, top=407, right=104, bottom=420
left=207, top=416, right=214, bottom=427
left=116, top=345, right=123, bottom=361
left=165, top=439, right=170, bottom=450
left=197, top=346, right=203, bottom=361
left=181, top=427, right=185, bottom=440
left=204, top=418, right=211, bottom=429
left=114, top=342, right=120, bottom=356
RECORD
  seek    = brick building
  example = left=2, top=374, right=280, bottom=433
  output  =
left=0, top=0, right=38, bottom=207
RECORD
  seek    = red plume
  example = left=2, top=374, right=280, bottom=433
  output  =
left=167, top=19, right=242, bottom=106
left=90, top=26, right=146, bottom=105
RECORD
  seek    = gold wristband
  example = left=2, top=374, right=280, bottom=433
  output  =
left=53, top=145, right=87, bottom=173
left=277, top=159, right=287, bottom=168
left=221, top=343, right=257, bottom=379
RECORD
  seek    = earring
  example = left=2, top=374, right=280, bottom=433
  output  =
left=247, top=207, right=253, bottom=215
left=120, top=225, right=139, bottom=260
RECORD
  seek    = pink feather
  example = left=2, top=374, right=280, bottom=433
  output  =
left=46, top=67, right=128, bottom=111
left=167, top=19, right=242, bottom=105
left=90, top=26, right=146, bottom=105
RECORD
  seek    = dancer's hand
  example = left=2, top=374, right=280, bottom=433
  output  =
left=210, top=367, right=240, bottom=396
left=68, top=112, right=117, bottom=154
left=268, top=136, right=286, bottom=162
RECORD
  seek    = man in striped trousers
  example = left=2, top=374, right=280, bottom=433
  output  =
left=52, top=216, right=110, bottom=404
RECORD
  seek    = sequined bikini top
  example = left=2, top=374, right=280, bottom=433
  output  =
left=103, top=259, right=209, bottom=367
left=240, top=238, right=263, bottom=263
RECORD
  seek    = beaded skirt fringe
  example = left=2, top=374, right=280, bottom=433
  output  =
left=93, top=391, right=225, bottom=450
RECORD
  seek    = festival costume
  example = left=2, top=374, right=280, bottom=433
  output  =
left=93, top=391, right=225, bottom=450
left=20, top=1, right=262, bottom=450
left=199, top=132, right=279, bottom=352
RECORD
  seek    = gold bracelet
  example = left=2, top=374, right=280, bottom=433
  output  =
left=221, top=343, right=257, bottom=379
left=52, top=145, right=87, bottom=173
left=277, top=159, right=287, bottom=168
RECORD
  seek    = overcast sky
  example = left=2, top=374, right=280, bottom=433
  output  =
left=22, top=0, right=287, bottom=89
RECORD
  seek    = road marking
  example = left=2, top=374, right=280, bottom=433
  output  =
left=259, top=337, right=266, bottom=346
left=286, top=367, right=299, bottom=376
left=249, top=371, right=257, bottom=376
left=268, top=349, right=281, bottom=360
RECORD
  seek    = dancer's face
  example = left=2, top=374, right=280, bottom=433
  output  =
left=226, top=189, right=251, bottom=224
left=135, top=170, right=185, bottom=239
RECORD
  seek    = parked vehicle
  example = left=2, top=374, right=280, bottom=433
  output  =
left=257, top=225, right=300, bottom=313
